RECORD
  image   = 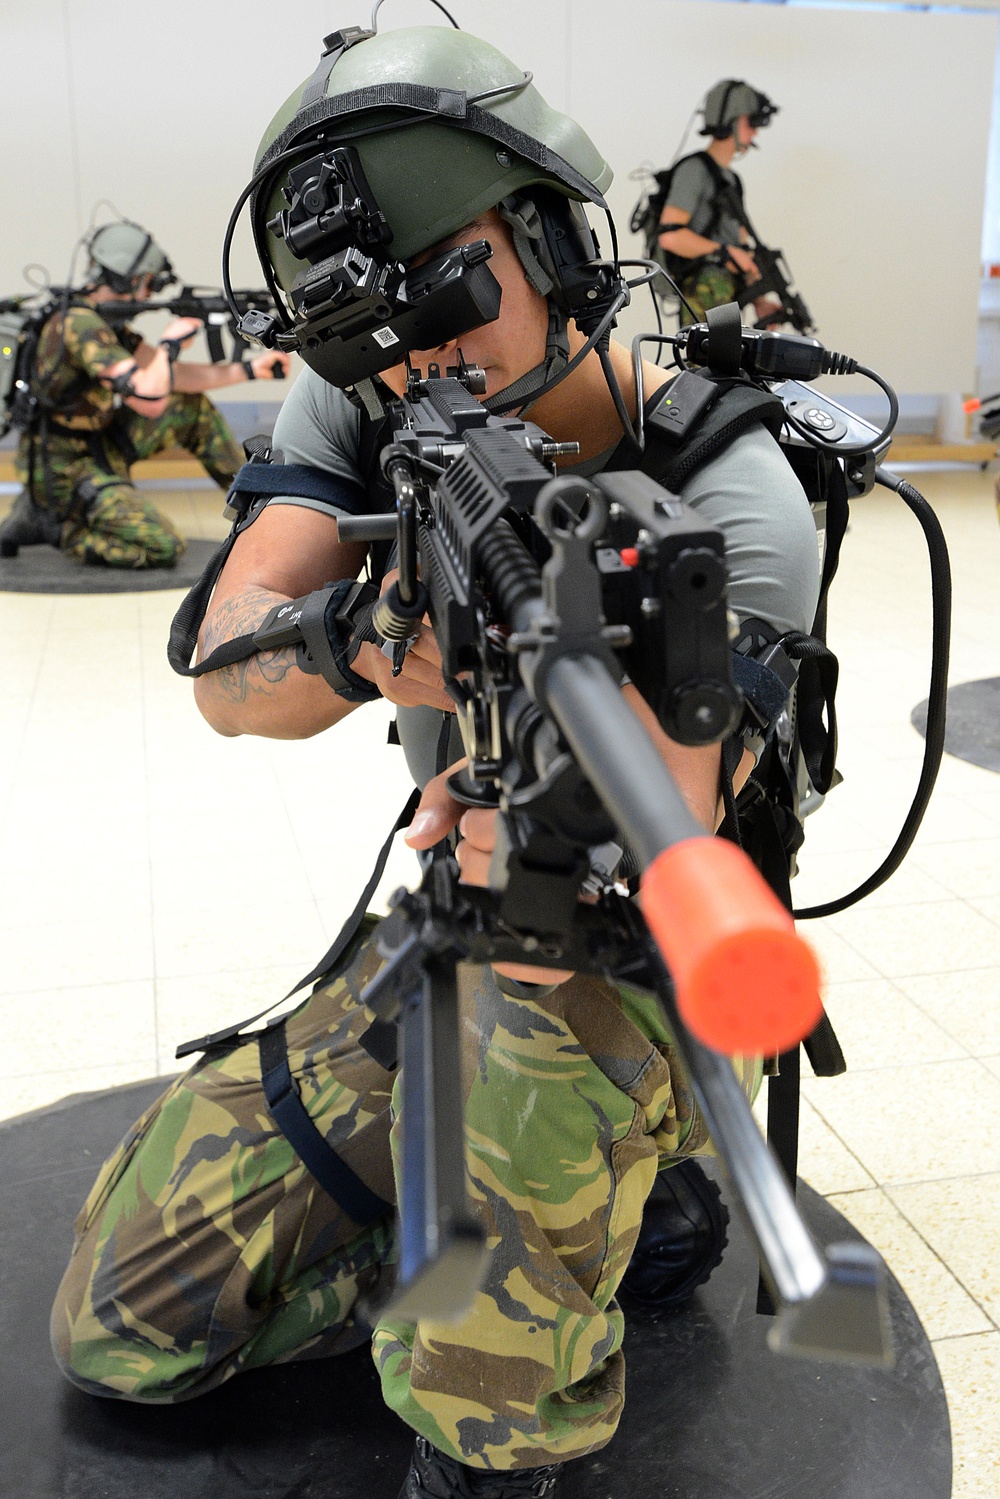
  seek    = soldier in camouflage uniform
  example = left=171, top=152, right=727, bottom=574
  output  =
left=50, top=27, right=819, bottom=1499
left=4, top=220, right=289, bottom=568
left=676, top=263, right=740, bottom=327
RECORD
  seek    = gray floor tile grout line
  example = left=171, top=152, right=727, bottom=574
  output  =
left=930, top=1328, right=1000, bottom=1345
left=875, top=1188, right=1000, bottom=1334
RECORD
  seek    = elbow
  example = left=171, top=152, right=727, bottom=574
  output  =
left=193, top=679, right=241, bottom=738
left=128, top=396, right=169, bottom=421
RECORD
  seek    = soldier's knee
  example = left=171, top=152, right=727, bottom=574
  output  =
left=50, top=1285, right=209, bottom=1404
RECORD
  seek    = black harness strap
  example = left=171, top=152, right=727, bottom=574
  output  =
left=637, top=378, right=785, bottom=493
left=782, top=630, right=840, bottom=796
left=258, top=1019, right=392, bottom=1224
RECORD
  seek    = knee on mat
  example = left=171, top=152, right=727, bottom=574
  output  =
left=49, top=1296, right=208, bottom=1405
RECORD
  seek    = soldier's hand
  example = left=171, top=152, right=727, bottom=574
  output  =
left=351, top=569, right=455, bottom=712
left=250, top=350, right=292, bottom=380
left=405, top=759, right=574, bottom=987
left=726, top=245, right=760, bottom=282
left=161, top=316, right=201, bottom=346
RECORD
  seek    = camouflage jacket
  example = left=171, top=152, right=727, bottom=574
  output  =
left=32, top=303, right=142, bottom=432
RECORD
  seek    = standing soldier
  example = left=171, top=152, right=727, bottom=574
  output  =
left=656, top=79, right=782, bottom=325
left=0, top=220, right=290, bottom=567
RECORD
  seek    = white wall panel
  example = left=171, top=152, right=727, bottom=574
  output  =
left=570, top=3, right=995, bottom=394
left=1, top=0, right=995, bottom=394
left=1, top=1, right=82, bottom=294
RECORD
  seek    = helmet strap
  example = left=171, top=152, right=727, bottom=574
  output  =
left=483, top=195, right=570, bottom=414
left=496, top=196, right=555, bottom=299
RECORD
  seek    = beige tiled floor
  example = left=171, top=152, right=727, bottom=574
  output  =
left=2, top=471, right=999, bottom=1492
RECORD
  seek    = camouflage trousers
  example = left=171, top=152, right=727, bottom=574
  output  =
left=14, top=393, right=242, bottom=568
left=51, top=924, right=759, bottom=1471
left=678, top=264, right=739, bottom=326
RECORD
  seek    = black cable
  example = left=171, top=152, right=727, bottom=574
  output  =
left=781, top=358, right=898, bottom=459
left=469, top=73, right=533, bottom=105
left=628, top=330, right=685, bottom=450
left=222, top=144, right=319, bottom=330
left=647, top=256, right=700, bottom=323
left=372, top=0, right=460, bottom=29
left=597, top=337, right=642, bottom=456
left=794, top=467, right=952, bottom=920
left=487, top=286, right=628, bottom=417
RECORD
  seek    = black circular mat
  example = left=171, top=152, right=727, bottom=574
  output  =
left=0, top=537, right=218, bottom=594
left=912, top=676, right=1000, bottom=774
left=0, top=1080, right=951, bottom=1499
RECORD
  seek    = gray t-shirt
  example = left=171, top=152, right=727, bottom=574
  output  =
left=664, top=154, right=744, bottom=248
left=271, top=368, right=820, bottom=788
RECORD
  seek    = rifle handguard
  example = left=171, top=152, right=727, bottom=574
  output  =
left=641, top=838, right=822, bottom=1055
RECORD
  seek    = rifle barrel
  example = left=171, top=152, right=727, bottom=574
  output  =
left=538, top=651, right=822, bottom=1057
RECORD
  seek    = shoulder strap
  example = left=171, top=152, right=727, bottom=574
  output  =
left=167, top=460, right=369, bottom=679
left=697, top=153, right=748, bottom=240
left=259, top=1019, right=393, bottom=1224
left=642, top=377, right=785, bottom=492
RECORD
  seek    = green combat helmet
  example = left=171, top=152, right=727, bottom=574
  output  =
left=231, top=18, right=627, bottom=409
left=701, top=80, right=779, bottom=140
left=87, top=220, right=175, bottom=295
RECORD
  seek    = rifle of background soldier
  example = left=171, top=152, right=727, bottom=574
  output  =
left=99, top=286, right=289, bottom=373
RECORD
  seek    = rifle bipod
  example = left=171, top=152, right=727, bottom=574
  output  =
left=357, top=858, right=894, bottom=1367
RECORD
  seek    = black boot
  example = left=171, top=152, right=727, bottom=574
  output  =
left=0, top=490, right=63, bottom=557
left=619, top=1158, right=729, bottom=1311
left=397, top=1437, right=561, bottom=1497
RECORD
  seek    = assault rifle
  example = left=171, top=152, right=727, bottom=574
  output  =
left=736, top=237, right=815, bottom=335
left=332, top=363, right=891, bottom=1364
left=717, top=190, right=815, bottom=335
left=98, top=285, right=278, bottom=364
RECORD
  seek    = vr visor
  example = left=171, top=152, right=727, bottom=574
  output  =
left=747, top=91, right=778, bottom=129
left=239, top=143, right=503, bottom=389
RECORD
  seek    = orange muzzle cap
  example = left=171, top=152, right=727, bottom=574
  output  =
left=641, top=837, right=823, bottom=1055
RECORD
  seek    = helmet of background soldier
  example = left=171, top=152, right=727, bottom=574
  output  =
left=700, top=79, right=778, bottom=140
left=248, top=23, right=616, bottom=400
left=86, top=221, right=175, bottom=295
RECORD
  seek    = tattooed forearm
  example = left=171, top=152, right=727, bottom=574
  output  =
left=198, top=586, right=296, bottom=704
left=193, top=583, right=357, bottom=739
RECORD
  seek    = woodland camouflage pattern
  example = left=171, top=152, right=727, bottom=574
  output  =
left=52, top=920, right=759, bottom=1470
left=14, top=304, right=242, bottom=567
left=677, top=263, right=738, bottom=326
